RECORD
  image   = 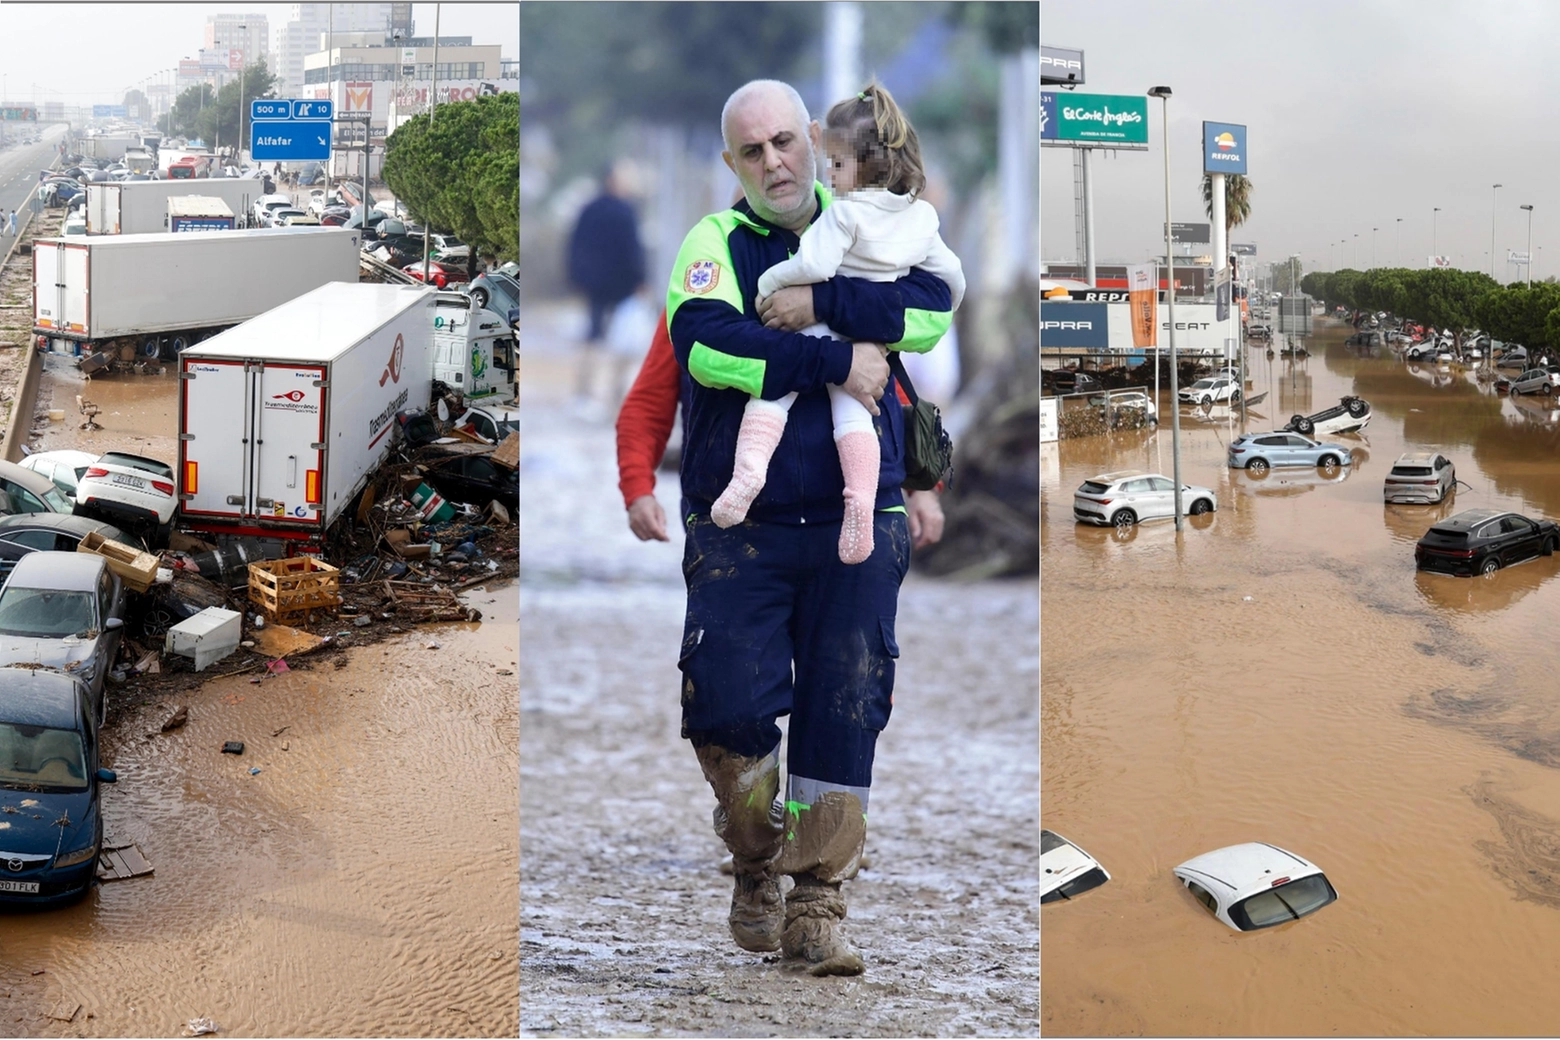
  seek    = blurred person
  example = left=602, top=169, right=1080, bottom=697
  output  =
left=709, top=83, right=963, bottom=565
left=0, top=209, right=8, bottom=236
left=6, top=210, right=14, bottom=238
left=567, top=163, right=646, bottom=407
left=665, top=79, right=955, bottom=977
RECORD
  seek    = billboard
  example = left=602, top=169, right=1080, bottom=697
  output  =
left=1041, top=92, right=1148, bottom=146
left=91, top=105, right=128, bottom=119
left=1107, top=303, right=1225, bottom=355
left=180, top=59, right=201, bottom=78
left=1128, top=264, right=1157, bottom=348
left=1, top=107, right=37, bottom=122
left=1167, top=222, right=1211, bottom=244
left=1232, top=243, right=1258, bottom=256
left=1041, top=46, right=1085, bottom=86
left=392, top=80, right=517, bottom=108
left=1428, top=256, right=1452, bottom=268
left=1041, top=302, right=1108, bottom=349
left=345, top=82, right=373, bottom=113
left=1203, top=121, right=1248, bottom=175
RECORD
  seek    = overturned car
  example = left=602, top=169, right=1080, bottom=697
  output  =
left=1283, top=396, right=1371, bottom=436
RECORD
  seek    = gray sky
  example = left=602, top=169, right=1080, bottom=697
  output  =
left=1043, top=0, right=1560, bottom=280
left=0, top=2, right=516, bottom=101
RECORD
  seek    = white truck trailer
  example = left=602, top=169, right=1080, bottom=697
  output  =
left=177, top=282, right=438, bottom=546
left=33, top=228, right=363, bottom=369
left=85, top=179, right=262, bottom=235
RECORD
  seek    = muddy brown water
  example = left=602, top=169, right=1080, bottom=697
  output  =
left=1043, top=319, right=1560, bottom=1035
left=518, top=309, right=1040, bottom=1037
left=0, top=360, right=519, bottom=1036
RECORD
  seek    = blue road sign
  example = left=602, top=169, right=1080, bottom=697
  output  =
left=291, top=99, right=333, bottom=120
left=251, top=120, right=332, bottom=161
left=251, top=99, right=291, bottom=120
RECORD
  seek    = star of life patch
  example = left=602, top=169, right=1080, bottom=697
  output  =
left=684, top=259, right=719, bottom=294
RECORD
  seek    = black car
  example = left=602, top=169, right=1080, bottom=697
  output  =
left=1415, top=508, right=1560, bottom=577
left=1044, top=370, right=1102, bottom=395
left=0, top=514, right=146, bottom=554
left=422, top=448, right=518, bottom=512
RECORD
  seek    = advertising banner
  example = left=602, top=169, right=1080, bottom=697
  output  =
left=1215, top=267, right=1231, bottom=322
left=1040, top=46, right=1085, bottom=86
left=392, top=79, right=517, bottom=108
left=1232, top=243, right=1257, bottom=256
left=1040, top=92, right=1148, bottom=145
left=345, top=82, right=373, bottom=112
left=1203, top=121, right=1248, bottom=175
left=179, top=60, right=201, bottom=78
left=1073, top=289, right=1129, bottom=303
left=1168, top=222, right=1211, bottom=244
left=1428, top=256, right=1452, bottom=268
left=1041, top=301, right=1108, bottom=349
left=1128, top=264, right=1157, bottom=347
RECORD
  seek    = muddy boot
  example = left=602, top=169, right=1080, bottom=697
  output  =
left=711, top=400, right=790, bottom=528
left=695, top=744, right=785, bottom=952
left=723, top=851, right=872, bottom=875
left=782, top=875, right=865, bottom=976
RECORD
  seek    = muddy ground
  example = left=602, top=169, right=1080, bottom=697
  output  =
left=519, top=304, right=1039, bottom=1037
left=1044, top=321, right=1560, bottom=1035
left=0, top=320, right=518, bottom=1032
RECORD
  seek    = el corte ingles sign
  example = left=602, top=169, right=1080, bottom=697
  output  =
left=1041, top=92, right=1149, bottom=146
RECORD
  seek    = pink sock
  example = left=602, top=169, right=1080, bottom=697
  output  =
left=712, top=405, right=790, bottom=528
left=835, top=430, right=879, bottom=564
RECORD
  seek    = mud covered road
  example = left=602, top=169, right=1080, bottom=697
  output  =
left=0, top=356, right=519, bottom=1035
left=1045, top=320, right=1560, bottom=1035
left=519, top=308, right=1039, bottom=1037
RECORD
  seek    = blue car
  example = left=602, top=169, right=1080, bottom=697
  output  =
left=0, top=667, right=117, bottom=905
left=466, top=271, right=519, bottom=328
left=1228, top=431, right=1354, bottom=473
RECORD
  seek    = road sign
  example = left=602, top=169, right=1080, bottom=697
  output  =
left=291, top=99, right=333, bottom=120
left=251, top=120, right=332, bottom=161
left=251, top=99, right=291, bottom=120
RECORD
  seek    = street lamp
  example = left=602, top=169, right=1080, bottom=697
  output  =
left=1148, top=84, right=1183, bottom=531
left=1372, top=227, right=1378, bottom=269
left=1492, top=183, right=1503, bottom=280
left=1433, top=207, right=1441, bottom=263
left=1353, top=232, right=1359, bottom=269
left=1396, top=217, right=1402, bottom=267
left=1522, top=204, right=1535, bottom=288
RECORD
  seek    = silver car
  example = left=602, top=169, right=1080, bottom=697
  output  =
left=1384, top=452, right=1456, bottom=504
left=0, top=553, right=125, bottom=721
left=1073, top=470, right=1217, bottom=528
left=1508, top=368, right=1560, bottom=396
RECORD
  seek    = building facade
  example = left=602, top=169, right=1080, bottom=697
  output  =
left=273, top=3, right=394, bottom=100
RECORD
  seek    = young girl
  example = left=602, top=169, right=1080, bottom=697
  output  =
left=710, top=83, right=965, bottom=565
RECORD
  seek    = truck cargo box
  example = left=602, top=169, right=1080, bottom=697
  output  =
left=86, top=179, right=262, bottom=235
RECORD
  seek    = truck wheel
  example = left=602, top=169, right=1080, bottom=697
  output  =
left=169, top=335, right=189, bottom=356
left=142, top=337, right=160, bottom=358
left=470, top=287, right=489, bottom=310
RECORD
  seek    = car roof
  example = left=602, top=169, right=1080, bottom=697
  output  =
left=5, top=551, right=107, bottom=591
left=1085, top=470, right=1150, bottom=484
left=1439, top=508, right=1509, bottom=529
left=1174, top=842, right=1323, bottom=901
left=0, top=667, right=86, bottom=729
left=1394, top=452, right=1439, bottom=464
left=0, top=459, right=64, bottom=498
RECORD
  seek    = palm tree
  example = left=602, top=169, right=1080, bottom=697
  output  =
left=1202, top=173, right=1253, bottom=237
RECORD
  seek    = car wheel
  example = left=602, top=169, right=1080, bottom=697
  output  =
left=1246, top=458, right=1269, bottom=473
left=1200, top=395, right=1213, bottom=408
left=1295, top=417, right=1314, bottom=434
left=1480, top=557, right=1501, bottom=577
left=1231, top=389, right=1242, bottom=404
left=1189, top=498, right=1212, bottom=515
left=140, top=605, right=176, bottom=640
left=1347, top=399, right=1368, bottom=418
left=1546, top=385, right=1554, bottom=396
left=1112, top=509, right=1137, bottom=529
left=1318, top=454, right=1339, bottom=470
left=470, top=287, right=489, bottom=310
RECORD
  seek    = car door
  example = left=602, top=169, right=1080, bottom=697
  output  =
left=0, top=480, right=49, bottom=514
left=1143, top=476, right=1176, bottom=520
left=1117, top=477, right=1152, bottom=517
left=1501, top=515, right=1538, bottom=563
left=1435, top=456, right=1454, bottom=499
left=1278, top=435, right=1308, bottom=465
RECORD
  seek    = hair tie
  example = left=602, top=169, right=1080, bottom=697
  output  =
left=858, top=91, right=869, bottom=101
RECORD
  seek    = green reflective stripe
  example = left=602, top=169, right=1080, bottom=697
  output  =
left=785, top=800, right=810, bottom=821
left=892, top=307, right=952, bottom=354
left=880, top=505, right=906, bottom=515
left=689, top=342, right=765, bottom=395
left=666, top=211, right=749, bottom=325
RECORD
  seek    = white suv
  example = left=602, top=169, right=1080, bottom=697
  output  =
left=1073, top=470, right=1217, bottom=528
left=72, top=452, right=177, bottom=546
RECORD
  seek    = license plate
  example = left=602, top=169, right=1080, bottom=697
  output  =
left=110, top=474, right=144, bottom=489
left=0, top=879, right=39, bottom=894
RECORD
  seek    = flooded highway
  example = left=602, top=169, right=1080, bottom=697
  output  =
left=0, top=358, right=519, bottom=1036
left=1043, top=318, right=1560, bottom=1035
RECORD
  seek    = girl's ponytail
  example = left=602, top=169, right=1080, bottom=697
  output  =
left=827, top=81, right=925, bottom=197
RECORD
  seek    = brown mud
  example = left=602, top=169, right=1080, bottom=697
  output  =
left=1044, top=319, right=1560, bottom=1035
left=519, top=305, right=1040, bottom=1037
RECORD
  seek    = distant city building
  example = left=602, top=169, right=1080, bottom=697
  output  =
left=274, top=3, right=393, bottom=99
left=205, top=13, right=270, bottom=75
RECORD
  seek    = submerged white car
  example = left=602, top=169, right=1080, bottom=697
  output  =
left=1041, top=830, right=1110, bottom=904
left=1073, top=470, right=1217, bottom=529
left=1174, top=842, right=1338, bottom=931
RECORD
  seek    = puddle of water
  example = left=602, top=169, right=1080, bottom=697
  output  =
left=1045, top=320, right=1560, bottom=1035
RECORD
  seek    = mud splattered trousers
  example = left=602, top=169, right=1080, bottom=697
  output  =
left=679, top=509, right=909, bottom=878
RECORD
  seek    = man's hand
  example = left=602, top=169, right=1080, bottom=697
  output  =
left=905, top=489, right=945, bottom=549
left=627, top=494, right=669, bottom=542
left=756, top=286, right=816, bottom=330
left=843, top=342, right=889, bottom=416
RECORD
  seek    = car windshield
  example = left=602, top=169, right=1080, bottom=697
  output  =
left=0, top=588, right=96, bottom=638
left=0, top=723, right=87, bottom=791
left=495, top=418, right=519, bottom=438
left=1078, top=481, right=1111, bottom=495
left=1041, top=867, right=1108, bottom=904
left=1229, top=874, right=1337, bottom=930
left=1391, top=466, right=1432, bottom=477
left=1189, top=380, right=1214, bottom=390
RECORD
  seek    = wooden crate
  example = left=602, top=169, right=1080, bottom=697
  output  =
left=77, top=531, right=159, bottom=594
left=248, top=557, right=341, bottom=624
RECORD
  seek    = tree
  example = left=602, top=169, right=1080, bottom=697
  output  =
left=1273, top=256, right=1304, bottom=294
left=192, top=62, right=276, bottom=154
left=123, top=89, right=151, bottom=125
left=383, top=93, right=519, bottom=261
left=1200, top=173, right=1252, bottom=238
left=1475, top=284, right=1560, bottom=348
left=161, top=83, right=215, bottom=138
left=1401, top=268, right=1499, bottom=340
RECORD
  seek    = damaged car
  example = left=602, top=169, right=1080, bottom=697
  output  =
left=0, top=553, right=125, bottom=717
left=1174, top=842, right=1338, bottom=931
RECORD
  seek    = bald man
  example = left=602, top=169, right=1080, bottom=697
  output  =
left=664, top=80, right=955, bottom=976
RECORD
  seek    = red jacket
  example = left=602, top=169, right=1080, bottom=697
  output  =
left=616, top=311, right=680, bottom=508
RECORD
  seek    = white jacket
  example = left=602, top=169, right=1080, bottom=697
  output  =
left=756, top=188, right=966, bottom=310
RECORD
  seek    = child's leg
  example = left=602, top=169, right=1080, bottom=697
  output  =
left=711, top=394, right=795, bottom=528
left=829, top=386, right=879, bottom=565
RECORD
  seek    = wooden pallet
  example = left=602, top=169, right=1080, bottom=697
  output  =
left=97, top=842, right=153, bottom=882
left=249, top=557, right=342, bottom=625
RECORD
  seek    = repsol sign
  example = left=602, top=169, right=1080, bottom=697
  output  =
left=1041, top=302, right=1108, bottom=348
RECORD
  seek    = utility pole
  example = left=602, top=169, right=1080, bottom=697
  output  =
left=423, top=2, right=441, bottom=284
left=238, top=24, right=248, bottom=168
left=1492, top=183, right=1503, bottom=280
left=1149, top=85, right=1182, bottom=532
